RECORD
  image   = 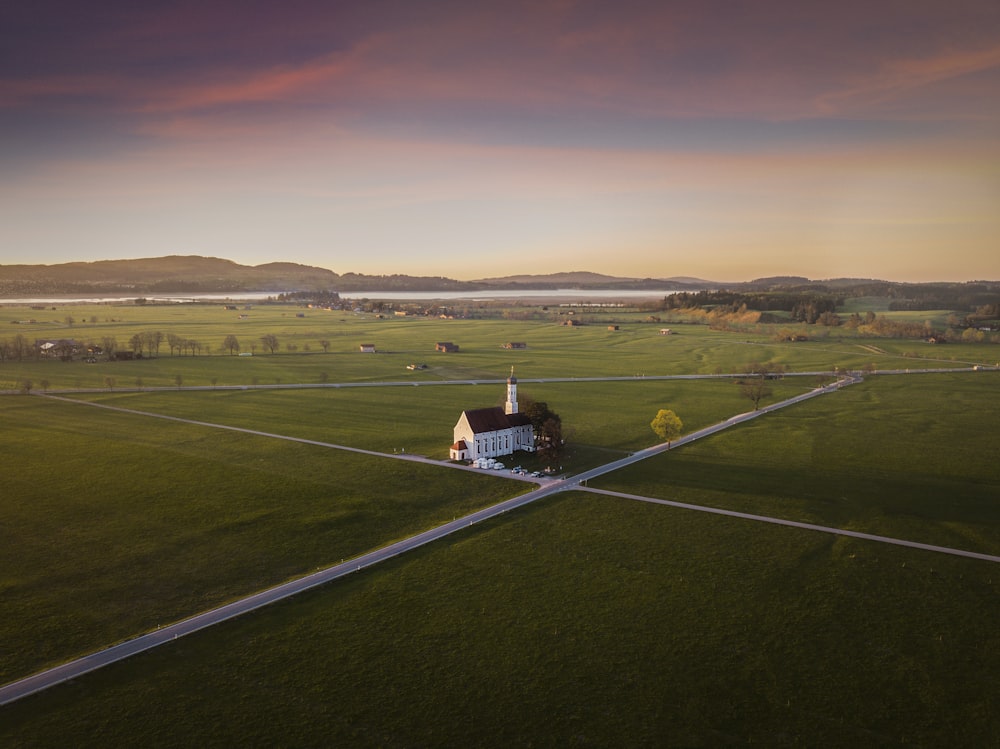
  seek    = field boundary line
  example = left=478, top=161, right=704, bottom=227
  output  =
left=33, top=393, right=480, bottom=472
left=583, top=487, right=1000, bottom=564
left=1, top=374, right=861, bottom=706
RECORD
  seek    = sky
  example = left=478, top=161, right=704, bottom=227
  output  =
left=1, top=1, right=998, bottom=283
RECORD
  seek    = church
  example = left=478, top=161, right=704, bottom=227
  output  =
left=449, top=371, right=535, bottom=462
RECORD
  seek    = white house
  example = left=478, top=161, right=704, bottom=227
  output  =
left=449, top=371, right=534, bottom=461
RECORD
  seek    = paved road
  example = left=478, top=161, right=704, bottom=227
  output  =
left=582, top=487, right=1000, bottom=564
left=4, top=364, right=992, bottom=397
left=0, top=481, right=567, bottom=707
left=3, top=371, right=995, bottom=707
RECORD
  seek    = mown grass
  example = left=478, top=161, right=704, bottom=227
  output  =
left=0, top=363, right=810, bottom=684
left=67, top=376, right=811, bottom=461
left=596, top=372, right=1000, bottom=555
left=2, top=305, right=998, bottom=745
left=3, top=302, right=994, bottom=392
left=0, top=396, right=525, bottom=683
left=2, top=491, right=997, bottom=747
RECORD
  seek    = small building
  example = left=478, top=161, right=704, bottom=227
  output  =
left=503, top=342, right=527, bottom=349
left=659, top=328, right=674, bottom=335
left=359, top=343, right=376, bottom=353
left=436, top=342, right=460, bottom=353
left=608, top=325, right=620, bottom=331
left=37, top=339, right=79, bottom=359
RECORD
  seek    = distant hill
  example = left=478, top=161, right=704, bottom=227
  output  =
left=0, top=257, right=721, bottom=296
left=473, top=271, right=712, bottom=290
left=0, top=256, right=476, bottom=296
left=6, top=256, right=987, bottom=300
left=476, top=271, right=639, bottom=285
left=0, top=256, right=339, bottom=295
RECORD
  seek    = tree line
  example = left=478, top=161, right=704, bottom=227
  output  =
left=0, top=331, right=312, bottom=362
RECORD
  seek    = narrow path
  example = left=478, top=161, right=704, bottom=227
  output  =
left=7, top=365, right=987, bottom=397
left=36, top=393, right=511, bottom=479
left=580, top=487, right=1000, bottom=564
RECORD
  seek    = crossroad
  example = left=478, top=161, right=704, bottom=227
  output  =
left=2, top=370, right=995, bottom=706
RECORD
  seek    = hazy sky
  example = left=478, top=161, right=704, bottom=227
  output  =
left=2, top=1, right=998, bottom=282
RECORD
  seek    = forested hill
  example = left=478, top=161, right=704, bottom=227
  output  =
left=0, top=256, right=700, bottom=295
left=1, top=256, right=996, bottom=303
left=0, top=256, right=475, bottom=295
left=0, top=256, right=330, bottom=295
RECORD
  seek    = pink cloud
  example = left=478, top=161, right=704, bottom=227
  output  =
left=3, top=3, right=1000, bottom=129
left=816, top=44, right=1000, bottom=116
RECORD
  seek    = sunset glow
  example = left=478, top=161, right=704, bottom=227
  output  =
left=2, top=1, right=998, bottom=282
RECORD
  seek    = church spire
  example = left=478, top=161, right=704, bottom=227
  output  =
left=505, top=367, right=518, bottom=414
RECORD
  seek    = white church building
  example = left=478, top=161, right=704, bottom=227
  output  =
left=449, top=371, right=535, bottom=461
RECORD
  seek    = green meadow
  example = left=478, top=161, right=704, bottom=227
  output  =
left=595, top=373, right=1000, bottom=555
left=0, top=372, right=807, bottom=684
left=2, top=378, right=999, bottom=745
left=1, top=302, right=998, bottom=745
left=2, top=301, right=995, bottom=392
left=0, top=395, right=525, bottom=684
left=68, top=375, right=809, bottom=460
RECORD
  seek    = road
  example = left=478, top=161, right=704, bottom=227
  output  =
left=2, top=371, right=995, bottom=706
left=3, top=364, right=992, bottom=397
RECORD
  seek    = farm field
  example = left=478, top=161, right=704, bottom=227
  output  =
left=66, top=375, right=810, bottom=461
left=2, top=424, right=998, bottom=745
left=595, top=373, right=1000, bottom=555
left=2, top=302, right=995, bottom=393
left=1, top=303, right=998, bottom=745
left=0, top=395, right=525, bottom=684
left=0, top=370, right=807, bottom=685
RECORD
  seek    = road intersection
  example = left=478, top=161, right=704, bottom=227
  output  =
left=3, top=371, right=997, bottom=707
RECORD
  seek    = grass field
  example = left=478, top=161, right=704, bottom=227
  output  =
left=2, top=304, right=998, bottom=745
left=1, top=491, right=997, bottom=746
left=0, top=372, right=805, bottom=685
left=0, top=395, right=526, bottom=684
left=3, top=302, right=996, bottom=392
left=595, top=373, right=1000, bottom=555
left=66, top=375, right=811, bottom=460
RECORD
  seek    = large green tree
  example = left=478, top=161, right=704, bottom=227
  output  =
left=524, top=400, right=564, bottom=461
left=650, top=409, right=683, bottom=447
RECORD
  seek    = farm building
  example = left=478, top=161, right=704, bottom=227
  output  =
left=449, top=371, right=534, bottom=462
left=502, top=342, right=527, bottom=349
left=359, top=343, right=376, bottom=353
left=436, top=342, right=460, bottom=352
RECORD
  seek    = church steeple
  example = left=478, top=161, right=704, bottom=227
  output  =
left=505, top=366, right=518, bottom=414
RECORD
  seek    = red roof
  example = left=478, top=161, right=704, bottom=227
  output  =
left=463, top=407, right=532, bottom=434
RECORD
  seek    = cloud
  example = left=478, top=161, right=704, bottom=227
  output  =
left=4, top=2, right=999, bottom=132
left=816, top=44, right=1000, bottom=116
